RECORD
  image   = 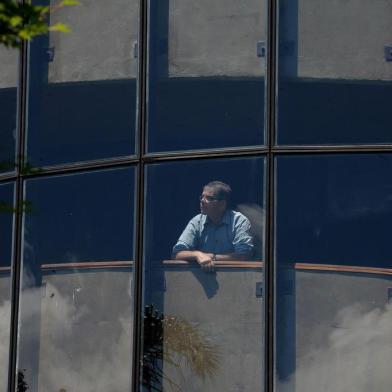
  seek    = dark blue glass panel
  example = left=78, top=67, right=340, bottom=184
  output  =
left=27, top=1, right=139, bottom=166
left=0, top=182, right=14, bottom=392
left=0, top=48, right=18, bottom=173
left=147, top=0, right=266, bottom=152
left=143, top=157, right=265, bottom=391
left=23, top=168, right=135, bottom=264
left=278, top=0, right=392, bottom=145
left=0, top=182, right=14, bottom=268
left=18, top=168, right=135, bottom=391
left=276, top=154, right=392, bottom=391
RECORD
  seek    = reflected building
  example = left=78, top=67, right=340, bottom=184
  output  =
left=0, top=1, right=391, bottom=392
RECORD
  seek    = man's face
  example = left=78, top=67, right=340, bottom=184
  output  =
left=200, top=186, right=226, bottom=216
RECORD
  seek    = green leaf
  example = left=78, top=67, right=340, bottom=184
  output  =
left=9, top=15, right=23, bottom=27
left=59, top=0, right=81, bottom=6
left=49, top=22, right=71, bottom=33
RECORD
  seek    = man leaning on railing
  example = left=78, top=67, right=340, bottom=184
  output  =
left=172, top=181, right=254, bottom=271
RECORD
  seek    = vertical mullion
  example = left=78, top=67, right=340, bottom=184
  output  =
left=132, top=0, right=149, bottom=390
left=8, top=24, right=29, bottom=390
left=8, top=178, right=24, bottom=392
left=265, top=0, right=278, bottom=392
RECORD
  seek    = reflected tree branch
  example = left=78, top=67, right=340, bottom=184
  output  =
left=17, top=369, right=29, bottom=392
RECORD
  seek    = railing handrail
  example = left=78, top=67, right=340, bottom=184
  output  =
left=41, top=261, right=134, bottom=271
left=295, top=263, right=392, bottom=276
left=162, top=260, right=263, bottom=269
left=0, top=261, right=391, bottom=276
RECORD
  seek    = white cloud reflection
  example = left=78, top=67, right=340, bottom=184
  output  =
left=278, top=303, right=392, bottom=392
left=16, top=270, right=133, bottom=392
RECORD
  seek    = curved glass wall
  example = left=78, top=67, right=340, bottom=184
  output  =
left=2, top=1, right=392, bottom=391
left=17, top=168, right=135, bottom=392
left=276, top=154, right=392, bottom=392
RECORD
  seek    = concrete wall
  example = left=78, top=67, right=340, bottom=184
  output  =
left=4, top=0, right=391, bottom=86
left=0, top=47, right=18, bottom=88
left=168, top=0, right=266, bottom=77
left=48, top=0, right=139, bottom=83
left=297, top=0, right=392, bottom=80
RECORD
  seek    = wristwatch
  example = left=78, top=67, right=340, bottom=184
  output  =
left=212, top=253, right=217, bottom=261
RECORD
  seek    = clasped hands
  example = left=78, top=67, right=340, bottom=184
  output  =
left=195, top=251, right=215, bottom=272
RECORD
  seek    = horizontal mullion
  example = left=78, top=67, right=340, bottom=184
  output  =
left=272, top=144, right=392, bottom=154
left=143, top=145, right=268, bottom=161
left=5, top=145, right=392, bottom=183
left=12, top=156, right=140, bottom=179
left=0, top=172, right=18, bottom=182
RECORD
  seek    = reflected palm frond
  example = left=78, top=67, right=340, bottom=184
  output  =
left=143, top=304, right=220, bottom=392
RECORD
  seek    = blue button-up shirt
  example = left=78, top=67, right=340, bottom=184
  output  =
left=172, top=210, right=253, bottom=258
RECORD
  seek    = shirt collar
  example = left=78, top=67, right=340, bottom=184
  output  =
left=202, top=210, right=231, bottom=226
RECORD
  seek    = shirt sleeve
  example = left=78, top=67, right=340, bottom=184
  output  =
left=232, top=214, right=254, bottom=257
left=171, top=216, right=200, bottom=257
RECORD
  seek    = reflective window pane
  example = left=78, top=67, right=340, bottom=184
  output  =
left=143, top=157, right=265, bottom=391
left=0, top=182, right=14, bottom=392
left=147, top=0, right=266, bottom=152
left=0, top=47, right=18, bottom=173
left=276, top=154, right=392, bottom=391
left=27, top=0, right=139, bottom=166
left=278, top=0, right=392, bottom=145
left=18, top=168, right=135, bottom=391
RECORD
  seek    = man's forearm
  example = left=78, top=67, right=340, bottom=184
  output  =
left=213, top=253, right=250, bottom=261
left=174, top=250, right=251, bottom=263
left=174, top=250, right=204, bottom=261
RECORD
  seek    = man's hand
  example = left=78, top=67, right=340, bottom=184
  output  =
left=174, top=250, right=215, bottom=271
left=195, top=251, right=215, bottom=271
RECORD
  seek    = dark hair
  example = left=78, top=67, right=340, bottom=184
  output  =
left=204, top=181, right=232, bottom=202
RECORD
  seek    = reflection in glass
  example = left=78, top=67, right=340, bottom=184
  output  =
left=17, top=168, right=135, bottom=391
left=27, top=0, right=139, bottom=166
left=143, top=157, right=265, bottom=391
left=278, top=0, right=392, bottom=145
left=276, top=154, right=392, bottom=392
left=143, top=304, right=220, bottom=390
left=0, top=182, right=15, bottom=392
left=0, top=47, right=18, bottom=173
left=147, top=0, right=266, bottom=152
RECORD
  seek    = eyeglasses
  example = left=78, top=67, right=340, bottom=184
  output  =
left=199, top=195, right=221, bottom=203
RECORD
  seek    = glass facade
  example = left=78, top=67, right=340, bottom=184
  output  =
left=0, top=1, right=391, bottom=392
